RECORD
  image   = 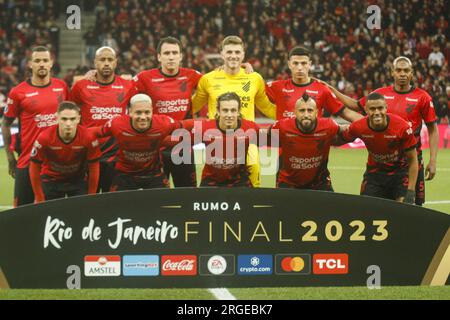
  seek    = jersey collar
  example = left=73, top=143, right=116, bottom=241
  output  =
left=27, top=79, right=52, bottom=88
left=291, top=78, right=314, bottom=88
left=159, top=67, right=180, bottom=78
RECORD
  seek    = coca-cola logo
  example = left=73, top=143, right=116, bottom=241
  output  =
left=161, top=255, right=197, bottom=276
left=162, top=259, right=194, bottom=271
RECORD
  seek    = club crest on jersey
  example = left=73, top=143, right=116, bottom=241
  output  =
left=179, top=81, right=187, bottom=92
left=116, top=92, right=125, bottom=103
left=405, top=103, right=415, bottom=113
left=30, top=147, right=38, bottom=157
left=242, top=81, right=251, bottom=92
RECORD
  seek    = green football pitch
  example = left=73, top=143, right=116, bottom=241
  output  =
left=0, top=147, right=449, bottom=300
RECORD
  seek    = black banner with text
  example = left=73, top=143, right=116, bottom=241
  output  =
left=0, top=188, right=448, bottom=288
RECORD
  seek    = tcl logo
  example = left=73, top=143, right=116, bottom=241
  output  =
left=313, top=254, right=349, bottom=274
left=161, top=255, right=197, bottom=276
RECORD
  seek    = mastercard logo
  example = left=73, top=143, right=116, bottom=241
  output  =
left=275, top=254, right=311, bottom=275
left=281, top=257, right=305, bottom=272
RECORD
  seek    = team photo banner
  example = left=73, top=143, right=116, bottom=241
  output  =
left=0, top=188, right=448, bottom=289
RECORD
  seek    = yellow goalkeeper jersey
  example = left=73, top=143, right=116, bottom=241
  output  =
left=192, top=69, right=276, bottom=120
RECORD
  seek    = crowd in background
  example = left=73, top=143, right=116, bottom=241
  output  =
left=1, top=0, right=449, bottom=121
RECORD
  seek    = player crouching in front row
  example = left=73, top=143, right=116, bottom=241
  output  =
left=181, top=92, right=260, bottom=187
left=340, top=93, right=418, bottom=204
left=270, top=94, right=347, bottom=191
left=90, top=94, right=181, bottom=191
left=29, top=102, right=101, bottom=203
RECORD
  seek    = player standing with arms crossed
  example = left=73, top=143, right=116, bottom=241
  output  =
left=1, top=46, right=69, bottom=206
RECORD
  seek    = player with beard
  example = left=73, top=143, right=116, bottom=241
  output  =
left=341, top=93, right=418, bottom=204
left=323, top=56, right=437, bottom=206
left=71, top=46, right=136, bottom=193
left=270, top=94, right=345, bottom=190
left=29, top=102, right=101, bottom=202
left=1, top=46, right=69, bottom=206
left=89, top=94, right=182, bottom=191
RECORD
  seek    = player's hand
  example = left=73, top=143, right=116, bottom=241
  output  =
left=85, top=69, right=97, bottom=81
left=425, top=161, right=436, bottom=180
left=6, top=155, right=16, bottom=178
left=403, top=190, right=415, bottom=204
left=241, top=62, right=254, bottom=74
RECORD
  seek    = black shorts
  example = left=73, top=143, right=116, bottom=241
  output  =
left=41, top=175, right=87, bottom=201
left=97, top=161, right=116, bottom=193
left=415, top=151, right=425, bottom=206
left=277, top=176, right=334, bottom=192
left=360, top=170, right=409, bottom=201
left=161, top=147, right=197, bottom=188
left=110, top=170, right=169, bottom=191
left=200, top=173, right=251, bottom=188
left=14, top=167, right=35, bottom=207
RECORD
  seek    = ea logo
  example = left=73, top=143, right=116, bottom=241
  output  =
left=281, top=257, right=305, bottom=272
left=207, top=255, right=227, bottom=275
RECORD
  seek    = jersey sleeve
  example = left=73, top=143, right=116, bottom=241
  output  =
left=62, top=80, right=70, bottom=100
left=265, top=81, right=277, bottom=103
left=70, top=81, right=83, bottom=105
left=328, top=118, right=340, bottom=137
left=4, top=88, right=21, bottom=119
left=30, top=134, right=46, bottom=164
left=192, top=75, right=209, bottom=113
left=357, top=96, right=366, bottom=111
left=323, top=86, right=345, bottom=115
left=401, top=125, right=417, bottom=151
left=86, top=133, right=102, bottom=162
left=254, top=74, right=276, bottom=120
left=419, top=93, right=437, bottom=125
left=190, top=69, right=203, bottom=87
left=132, top=72, right=147, bottom=94
left=341, top=123, right=358, bottom=142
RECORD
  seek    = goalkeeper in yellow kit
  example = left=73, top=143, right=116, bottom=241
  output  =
left=192, top=36, right=276, bottom=187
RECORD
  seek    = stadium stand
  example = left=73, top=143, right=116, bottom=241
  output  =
left=0, top=0, right=448, bottom=122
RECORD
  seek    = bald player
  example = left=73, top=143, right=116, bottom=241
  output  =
left=89, top=94, right=182, bottom=191
left=71, top=46, right=136, bottom=193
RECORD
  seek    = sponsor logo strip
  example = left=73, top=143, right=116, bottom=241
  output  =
left=123, top=255, right=159, bottom=276
left=84, top=255, right=121, bottom=277
left=237, top=255, right=273, bottom=275
left=313, top=254, right=349, bottom=274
